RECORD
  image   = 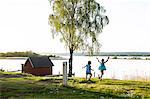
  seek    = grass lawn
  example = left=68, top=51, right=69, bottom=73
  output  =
left=0, top=71, right=150, bottom=99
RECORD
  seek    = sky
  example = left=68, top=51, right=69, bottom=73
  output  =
left=0, top=0, right=150, bottom=53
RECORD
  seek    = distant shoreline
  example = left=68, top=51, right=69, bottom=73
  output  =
left=54, top=52, right=150, bottom=56
left=0, top=57, right=27, bottom=60
left=0, top=56, right=67, bottom=60
left=0, top=56, right=149, bottom=60
left=0, top=51, right=67, bottom=60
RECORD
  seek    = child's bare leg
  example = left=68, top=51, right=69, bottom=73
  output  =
left=100, top=70, right=104, bottom=80
left=98, top=74, right=100, bottom=79
left=90, top=74, right=92, bottom=79
left=86, top=74, right=87, bottom=80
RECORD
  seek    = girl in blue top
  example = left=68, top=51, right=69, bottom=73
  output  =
left=96, top=57, right=109, bottom=80
left=82, top=61, right=93, bottom=80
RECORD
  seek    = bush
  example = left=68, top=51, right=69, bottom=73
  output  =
left=112, top=56, right=117, bottom=59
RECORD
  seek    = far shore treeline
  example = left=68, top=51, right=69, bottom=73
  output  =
left=56, top=52, right=150, bottom=56
left=0, top=51, right=55, bottom=57
left=0, top=51, right=150, bottom=57
left=90, top=52, right=150, bottom=56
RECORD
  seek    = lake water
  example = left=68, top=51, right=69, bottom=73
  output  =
left=0, top=56, right=150, bottom=80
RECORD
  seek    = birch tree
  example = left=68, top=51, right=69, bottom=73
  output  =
left=49, top=0, right=109, bottom=77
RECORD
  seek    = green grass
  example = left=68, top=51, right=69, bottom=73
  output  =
left=0, top=72, right=150, bottom=99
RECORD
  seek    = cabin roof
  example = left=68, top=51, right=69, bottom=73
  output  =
left=28, top=56, right=54, bottom=68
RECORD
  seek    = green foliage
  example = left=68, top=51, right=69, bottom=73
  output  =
left=129, top=57, right=141, bottom=60
left=112, top=56, right=117, bottom=59
left=145, top=58, right=150, bottom=60
left=0, top=51, right=40, bottom=57
left=49, top=0, right=109, bottom=53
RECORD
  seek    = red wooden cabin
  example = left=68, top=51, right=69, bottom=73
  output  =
left=22, top=56, right=54, bottom=76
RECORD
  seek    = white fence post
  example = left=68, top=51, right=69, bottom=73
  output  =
left=63, top=61, right=67, bottom=86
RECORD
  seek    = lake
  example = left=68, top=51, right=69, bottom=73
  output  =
left=0, top=56, right=150, bottom=80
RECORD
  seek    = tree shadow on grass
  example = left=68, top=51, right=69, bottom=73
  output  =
left=39, top=78, right=62, bottom=83
left=79, top=79, right=96, bottom=84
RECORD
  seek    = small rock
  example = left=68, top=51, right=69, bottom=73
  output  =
left=80, top=92, right=84, bottom=94
left=100, top=96, right=105, bottom=99
left=72, top=90, right=76, bottom=93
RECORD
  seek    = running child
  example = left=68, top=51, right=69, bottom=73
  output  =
left=82, top=61, right=93, bottom=80
left=96, top=57, right=110, bottom=80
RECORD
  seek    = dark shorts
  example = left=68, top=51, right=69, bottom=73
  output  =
left=86, top=72, right=92, bottom=75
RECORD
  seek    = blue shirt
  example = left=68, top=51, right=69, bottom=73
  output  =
left=86, top=64, right=91, bottom=74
